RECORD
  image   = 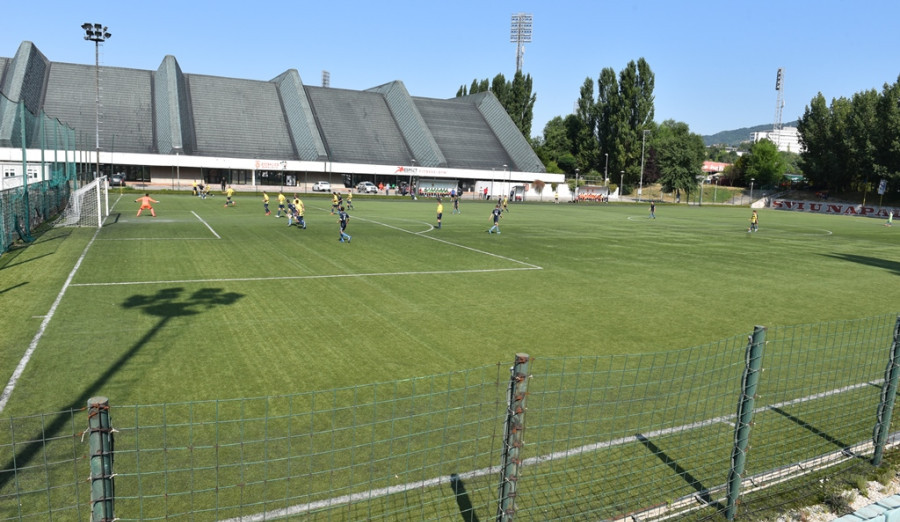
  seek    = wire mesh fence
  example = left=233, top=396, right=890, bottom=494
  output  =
left=0, top=93, right=78, bottom=255
left=1, top=314, right=898, bottom=521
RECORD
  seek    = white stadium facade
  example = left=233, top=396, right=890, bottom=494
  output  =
left=0, top=41, right=563, bottom=196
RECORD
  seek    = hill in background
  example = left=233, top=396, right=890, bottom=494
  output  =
left=702, top=120, right=798, bottom=147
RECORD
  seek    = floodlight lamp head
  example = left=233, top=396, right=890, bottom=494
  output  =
left=82, top=23, right=92, bottom=30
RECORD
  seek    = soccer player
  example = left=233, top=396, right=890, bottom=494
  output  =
left=276, top=192, right=287, bottom=217
left=884, top=211, right=894, bottom=227
left=452, top=192, right=460, bottom=214
left=502, top=194, right=510, bottom=213
left=331, top=192, right=339, bottom=214
left=749, top=210, right=759, bottom=232
left=436, top=198, right=443, bottom=229
left=135, top=193, right=159, bottom=217
left=224, top=186, right=236, bottom=207
left=488, top=204, right=502, bottom=234
left=262, top=192, right=270, bottom=215
left=291, top=195, right=306, bottom=229
left=346, top=191, right=354, bottom=210
left=338, top=206, right=351, bottom=242
left=649, top=202, right=656, bottom=219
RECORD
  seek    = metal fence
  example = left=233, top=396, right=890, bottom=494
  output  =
left=0, top=94, right=78, bottom=255
left=1, top=314, right=898, bottom=521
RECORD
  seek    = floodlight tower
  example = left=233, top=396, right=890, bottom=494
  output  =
left=510, top=13, right=533, bottom=72
left=82, top=22, right=111, bottom=180
left=773, top=67, right=785, bottom=151
left=322, top=70, right=330, bottom=88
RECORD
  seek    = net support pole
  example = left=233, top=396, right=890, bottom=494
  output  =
left=725, top=325, right=766, bottom=520
left=873, top=316, right=900, bottom=466
left=19, top=101, right=33, bottom=242
left=95, top=177, right=103, bottom=228
left=88, top=396, right=115, bottom=521
left=497, top=353, right=530, bottom=522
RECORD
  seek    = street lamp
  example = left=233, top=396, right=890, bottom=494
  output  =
left=620, top=171, right=624, bottom=198
left=504, top=163, right=510, bottom=202
left=82, top=23, right=111, bottom=181
left=574, top=168, right=579, bottom=202
left=750, top=178, right=755, bottom=204
left=604, top=153, right=609, bottom=185
left=409, top=159, right=415, bottom=196
left=639, top=129, right=650, bottom=202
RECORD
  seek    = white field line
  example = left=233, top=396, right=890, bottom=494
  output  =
left=76, top=210, right=540, bottom=287
left=191, top=210, right=220, bottom=239
left=69, top=267, right=539, bottom=288
left=352, top=214, right=542, bottom=269
left=0, top=228, right=101, bottom=414
left=222, top=378, right=883, bottom=522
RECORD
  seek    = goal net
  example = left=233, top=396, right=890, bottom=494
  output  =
left=56, top=176, right=109, bottom=228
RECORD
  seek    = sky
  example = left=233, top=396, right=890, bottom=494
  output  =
left=2, top=0, right=899, bottom=138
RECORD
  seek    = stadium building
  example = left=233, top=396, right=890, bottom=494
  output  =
left=0, top=41, right=561, bottom=196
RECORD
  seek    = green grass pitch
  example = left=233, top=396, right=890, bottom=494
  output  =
left=0, top=193, right=897, bottom=416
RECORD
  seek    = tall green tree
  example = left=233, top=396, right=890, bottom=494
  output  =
left=654, top=120, right=705, bottom=199
left=743, top=139, right=787, bottom=188
left=457, top=71, right=536, bottom=139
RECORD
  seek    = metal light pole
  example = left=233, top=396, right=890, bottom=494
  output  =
left=504, top=163, right=510, bottom=201
left=82, top=23, right=111, bottom=180
left=714, top=177, right=718, bottom=203
left=639, top=129, right=650, bottom=202
left=620, top=171, right=624, bottom=199
left=604, top=153, right=609, bottom=185
left=750, top=178, right=755, bottom=205
left=573, top=168, right=579, bottom=202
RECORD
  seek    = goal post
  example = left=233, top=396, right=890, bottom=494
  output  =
left=56, top=176, right=109, bottom=228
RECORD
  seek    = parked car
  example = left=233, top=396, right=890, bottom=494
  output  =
left=356, top=181, right=378, bottom=194
left=312, top=181, right=331, bottom=192
left=108, top=173, right=127, bottom=187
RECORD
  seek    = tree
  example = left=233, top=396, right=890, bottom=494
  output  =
left=532, top=179, right=546, bottom=201
left=654, top=120, right=705, bottom=200
left=743, top=139, right=787, bottom=188
left=457, top=72, right=536, bottom=139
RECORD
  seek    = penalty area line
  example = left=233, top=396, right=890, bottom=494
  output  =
left=69, top=266, right=541, bottom=287
left=192, top=211, right=221, bottom=239
left=355, top=215, right=542, bottom=270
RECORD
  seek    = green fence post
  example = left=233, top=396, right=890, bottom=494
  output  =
left=873, top=316, right=900, bottom=466
left=497, top=353, right=530, bottom=522
left=87, top=397, right=115, bottom=521
left=725, top=325, right=766, bottom=520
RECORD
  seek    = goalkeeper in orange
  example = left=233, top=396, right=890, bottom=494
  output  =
left=135, top=193, right=159, bottom=217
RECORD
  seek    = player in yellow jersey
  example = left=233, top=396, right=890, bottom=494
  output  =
left=276, top=192, right=287, bottom=217
left=262, top=192, right=270, bottom=215
left=436, top=198, right=443, bottom=229
left=224, top=186, right=236, bottom=207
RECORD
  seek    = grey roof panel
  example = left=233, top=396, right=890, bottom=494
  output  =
left=43, top=62, right=154, bottom=154
left=413, top=97, right=511, bottom=170
left=187, top=74, right=294, bottom=159
left=306, top=86, right=412, bottom=166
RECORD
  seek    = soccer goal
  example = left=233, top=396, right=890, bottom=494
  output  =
left=56, top=176, right=109, bottom=228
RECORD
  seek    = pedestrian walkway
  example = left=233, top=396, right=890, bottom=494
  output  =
left=835, top=494, right=900, bottom=521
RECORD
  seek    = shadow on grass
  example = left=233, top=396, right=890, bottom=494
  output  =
left=823, top=253, right=900, bottom=276
left=0, top=281, right=28, bottom=295
left=770, top=406, right=849, bottom=451
left=449, top=473, right=480, bottom=522
left=635, top=433, right=723, bottom=511
left=0, top=286, right=243, bottom=491
left=0, top=229, right=70, bottom=271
